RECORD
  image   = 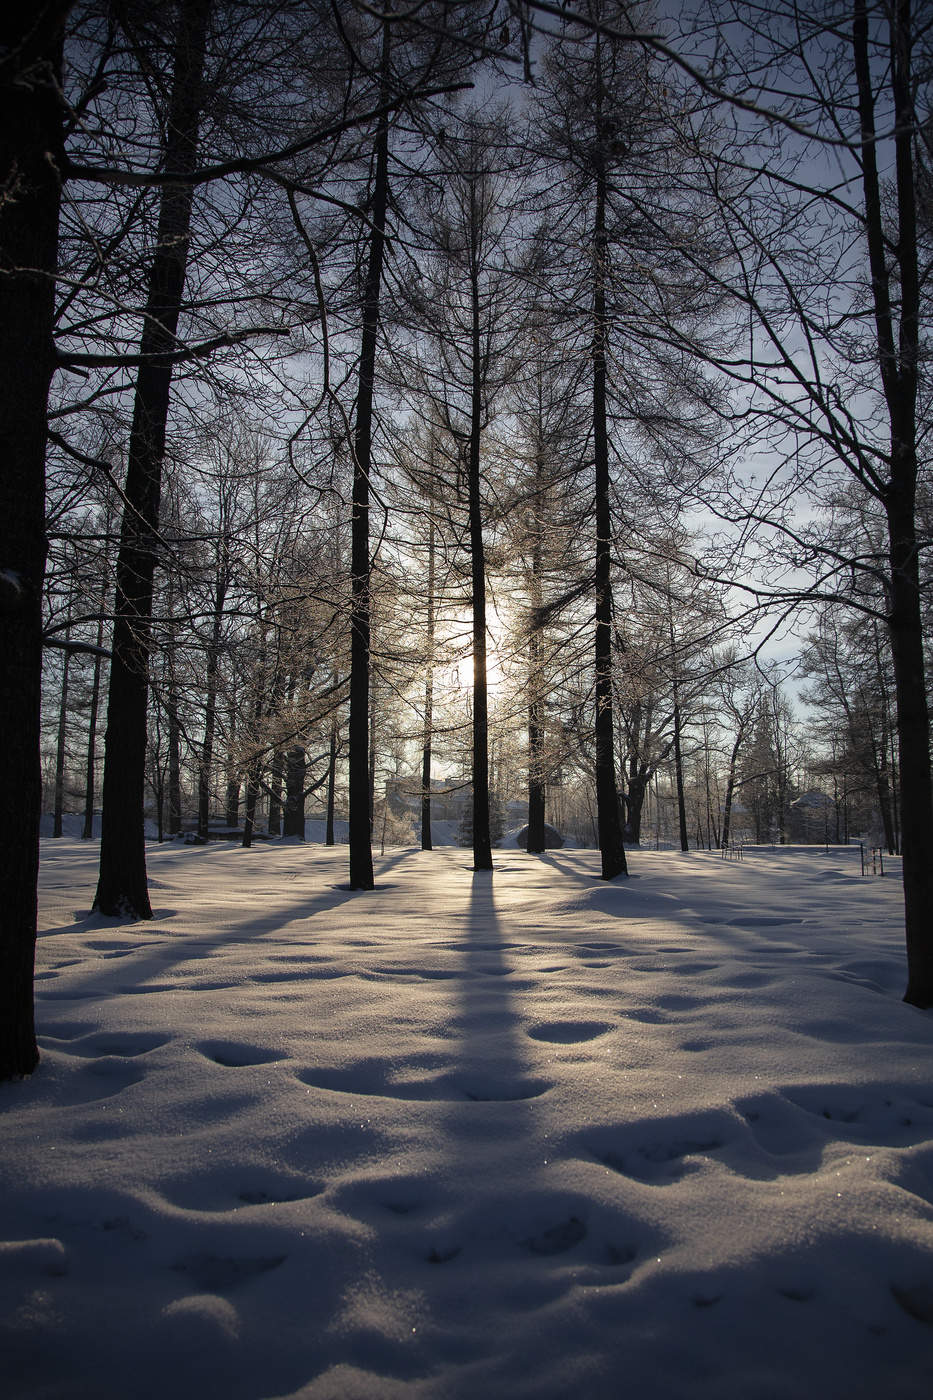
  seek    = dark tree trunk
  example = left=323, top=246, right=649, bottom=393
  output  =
left=592, top=77, right=627, bottom=880
left=241, top=636, right=266, bottom=850
left=369, top=698, right=377, bottom=835
left=721, top=732, right=743, bottom=849
left=82, top=604, right=106, bottom=839
left=283, top=745, right=306, bottom=838
left=224, top=685, right=239, bottom=828
left=94, top=0, right=211, bottom=916
left=242, top=763, right=259, bottom=848
left=0, top=5, right=68, bottom=1078
left=197, top=548, right=228, bottom=839
left=267, top=750, right=284, bottom=836
left=165, top=627, right=182, bottom=836
left=154, top=773, right=164, bottom=844
left=467, top=178, right=492, bottom=873
left=421, top=520, right=435, bottom=851
left=53, top=637, right=72, bottom=839
left=326, top=717, right=338, bottom=846
left=854, top=0, right=933, bottom=1004
left=348, top=18, right=390, bottom=890
left=871, top=622, right=897, bottom=854
left=672, top=697, right=689, bottom=852
left=623, top=775, right=649, bottom=846
left=526, top=453, right=546, bottom=855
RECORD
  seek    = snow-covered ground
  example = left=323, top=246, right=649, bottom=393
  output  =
left=3, top=839, right=933, bottom=1398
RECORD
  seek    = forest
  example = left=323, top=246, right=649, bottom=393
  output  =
left=2, top=0, right=932, bottom=1082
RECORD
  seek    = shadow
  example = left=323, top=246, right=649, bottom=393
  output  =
left=35, top=846, right=417, bottom=1013
left=441, top=869, right=547, bottom=1105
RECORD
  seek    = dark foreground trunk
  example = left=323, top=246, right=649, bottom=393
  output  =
left=94, top=0, right=210, bottom=917
left=0, top=5, right=68, bottom=1077
left=283, top=746, right=306, bottom=838
left=348, top=19, right=390, bottom=890
left=591, top=102, right=626, bottom=881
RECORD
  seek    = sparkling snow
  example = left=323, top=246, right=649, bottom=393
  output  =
left=2, top=838, right=933, bottom=1398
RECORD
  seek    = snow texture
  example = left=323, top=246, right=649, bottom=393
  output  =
left=2, top=838, right=933, bottom=1398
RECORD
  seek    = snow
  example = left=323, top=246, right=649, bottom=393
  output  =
left=3, top=839, right=933, bottom=1398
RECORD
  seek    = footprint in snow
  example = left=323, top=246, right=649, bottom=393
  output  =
left=171, top=1253, right=286, bottom=1291
left=524, top=1216, right=587, bottom=1256
left=526, top=1020, right=613, bottom=1044
left=197, top=1041, right=284, bottom=1067
left=606, top=1242, right=638, bottom=1268
left=427, top=1245, right=461, bottom=1264
left=891, top=1282, right=933, bottom=1325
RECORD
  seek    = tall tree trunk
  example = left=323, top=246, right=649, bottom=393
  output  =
left=242, top=764, right=259, bottom=848
left=241, top=633, right=266, bottom=850
left=623, top=776, right=650, bottom=846
left=268, top=749, right=284, bottom=836
left=53, top=641, right=72, bottom=838
left=326, top=715, right=338, bottom=846
left=672, top=696, right=688, bottom=852
left=283, top=745, right=306, bottom=838
left=592, top=56, right=627, bottom=880
left=0, top=5, right=68, bottom=1078
left=166, top=653, right=182, bottom=837
left=421, top=520, right=435, bottom=851
left=94, top=0, right=211, bottom=916
left=369, top=694, right=377, bottom=835
left=853, top=0, right=932, bottom=1004
left=82, top=601, right=106, bottom=839
left=527, top=450, right=546, bottom=855
left=871, top=621, right=896, bottom=854
left=198, top=545, right=228, bottom=839
left=467, top=178, right=493, bottom=872
left=348, top=17, right=391, bottom=890
left=721, top=731, right=743, bottom=849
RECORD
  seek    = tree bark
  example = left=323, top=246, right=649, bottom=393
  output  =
left=467, top=176, right=492, bottom=873
left=197, top=541, right=229, bottom=839
left=82, top=601, right=107, bottom=839
left=853, top=0, right=933, bottom=1004
left=268, top=749, right=284, bottom=836
left=527, top=451, right=546, bottom=854
left=326, top=716, right=338, bottom=846
left=53, top=643, right=72, bottom=838
left=421, top=519, right=435, bottom=851
left=0, top=4, right=69, bottom=1078
left=94, top=0, right=211, bottom=915
left=283, top=745, right=306, bottom=838
left=672, top=696, right=688, bottom=852
left=348, top=17, right=391, bottom=890
left=592, top=59, right=627, bottom=880
left=165, top=624, right=183, bottom=837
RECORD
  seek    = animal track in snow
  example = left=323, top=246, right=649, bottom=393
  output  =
left=605, top=1242, right=639, bottom=1268
left=583, top=1117, right=731, bottom=1183
left=86, top=1032, right=169, bottom=1058
left=296, top=1060, right=550, bottom=1103
left=526, top=1021, right=614, bottom=1044
left=197, top=1041, right=284, bottom=1068
left=719, top=971, right=774, bottom=989
left=891, top=1282, right=933, bottom=1325
left=427, top=1245, right=461, bottom=1264
left=728, top=916, right=803, bottom=927
left=780, top=1086, right=933, bottom=1144
left=523, top=1216, right=587, bottom=1256
left=171, top=1252, right=286, bottom=1291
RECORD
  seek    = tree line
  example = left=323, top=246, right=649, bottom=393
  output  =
left=2, top=0, right=931, bottom=1079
